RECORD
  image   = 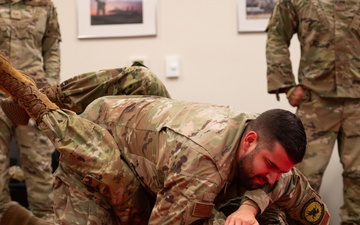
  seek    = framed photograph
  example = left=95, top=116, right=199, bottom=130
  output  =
left=237, top=0, right=275, bottom=32
left=76, top=0, right=157, bottom=39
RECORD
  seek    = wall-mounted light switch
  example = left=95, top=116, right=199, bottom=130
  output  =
left=165, top=56, right=180, bottom=78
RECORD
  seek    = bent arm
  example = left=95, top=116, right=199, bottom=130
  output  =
left=242, top=168, right=330, bottom=224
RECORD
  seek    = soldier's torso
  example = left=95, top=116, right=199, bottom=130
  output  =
left=293, top=0, right=360, bottom=97
left=267, top=0, right=360, bottom=97
left=82, top=96, right=257, bottom=194
left=0, top=0, right=51, bottom=76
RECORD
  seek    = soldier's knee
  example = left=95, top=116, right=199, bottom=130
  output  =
left=136, top=67, right=171, bottom=98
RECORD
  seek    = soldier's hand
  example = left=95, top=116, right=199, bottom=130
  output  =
left=224, top=201, right=259, bottom=225
left=286, top=86, right=305, bottom=107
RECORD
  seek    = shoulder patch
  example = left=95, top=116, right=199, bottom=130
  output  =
left=301, top=198, right=325, bottom=224
left=192, top=202, right=214, bottom=218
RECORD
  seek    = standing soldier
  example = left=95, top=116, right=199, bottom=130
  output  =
left=266, top=0, right=360, bottom=224
left=0, top=0, right=61, bottom=221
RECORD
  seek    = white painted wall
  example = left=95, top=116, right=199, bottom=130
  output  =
left=52, top=1, right=343, bottom=224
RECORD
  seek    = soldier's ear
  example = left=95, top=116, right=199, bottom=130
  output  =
left=242, top=131, right=258, bottom=152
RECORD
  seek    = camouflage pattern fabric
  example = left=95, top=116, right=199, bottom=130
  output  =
left=0, top=0, right=61, bottom=87
left=266, top=0, right=360, bottom=98
left=266, top=0, right=360, bottom=223
left=296, top=91, right=360, bottom=224
left=0, top=0, right=61, bottom=220
left=54, top=64, right=171, bottom=113
left=37, top=94, right=329, bottom=224
left=40, top=65, right=169, bottom=224
left=215, top=166, right=330, bottom=225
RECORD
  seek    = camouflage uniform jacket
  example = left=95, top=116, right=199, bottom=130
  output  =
left=0, top=0, right=61, bottom=91
left=81, top=96, right=329, bottom=224
left=266, top=0, right=360, bottom=98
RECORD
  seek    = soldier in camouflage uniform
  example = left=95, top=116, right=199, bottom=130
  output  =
left=0, top=0, right=61, bottom=221
left=0, top=52, right=330, bottom=224
left=266, top=0, right=360, bottom=224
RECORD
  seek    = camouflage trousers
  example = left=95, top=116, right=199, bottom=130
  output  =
left=40, top=109, right=155, bottom=225
left=296, top=90, right=360, bottom=224
left=38, top=65, right=169, bottom=224
left=53, top=64, right=170, bottom=114
left=0, top=93, right=55, bottom=220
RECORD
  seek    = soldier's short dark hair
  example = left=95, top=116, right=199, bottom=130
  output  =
left=247, top=108, right=306, bottom=164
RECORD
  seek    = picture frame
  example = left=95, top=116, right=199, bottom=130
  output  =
left=76, top=0, right=157, bottom=39
left=237, top=0, right=274, bottom=32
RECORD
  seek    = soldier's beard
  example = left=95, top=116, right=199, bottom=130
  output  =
left=237, top=148, right=268, bottom=190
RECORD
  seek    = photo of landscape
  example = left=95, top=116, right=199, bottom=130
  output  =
left=90, top=0, right=143, bottom=25
left=246, top=0, right=274, bottom=20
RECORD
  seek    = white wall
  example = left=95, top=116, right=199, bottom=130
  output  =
left=52, top=1, right=343, bottom=224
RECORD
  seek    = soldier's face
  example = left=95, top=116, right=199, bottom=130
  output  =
left=237, top=135, right=295, bottom=190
